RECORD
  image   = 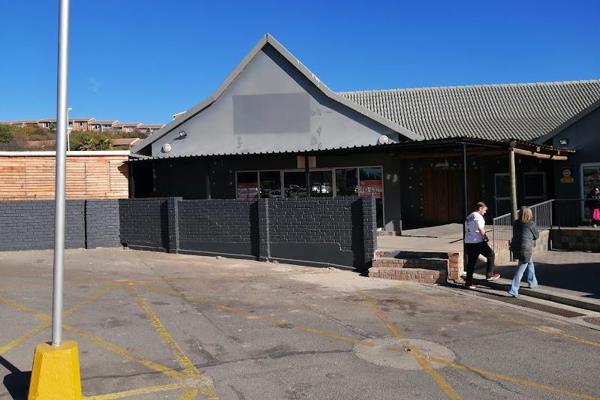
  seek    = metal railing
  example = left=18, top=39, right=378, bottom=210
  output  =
left=490, top=198, right=597, bottom=252
left=529, top=199, right=554, bottom=228
left=491, top=212, right=513, bottom=255
left=491, top=199, right=554, bottom=254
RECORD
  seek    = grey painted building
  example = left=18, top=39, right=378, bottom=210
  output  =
left=132, top=34, right=600, bottom=231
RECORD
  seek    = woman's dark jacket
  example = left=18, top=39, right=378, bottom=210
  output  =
left=585, top=194, right=600, bottom=209
left=510, top=221, right=539, bottom=262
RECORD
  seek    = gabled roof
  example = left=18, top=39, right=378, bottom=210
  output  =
left=132, top=34, right=424, bottom=153
left=340, top=80, right=600, bottom=142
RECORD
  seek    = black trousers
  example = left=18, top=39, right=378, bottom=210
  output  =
left=465, top=242, right=495, bottom=281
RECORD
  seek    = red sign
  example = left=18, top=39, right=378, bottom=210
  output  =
left=237, top=183, right=258, bottom=199
left=358, top=179, right=383, bottom=199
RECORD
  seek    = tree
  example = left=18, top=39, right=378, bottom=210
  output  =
left=0, top=125, right=13, bottom=143
left=70, top=131, right=112, bottom=151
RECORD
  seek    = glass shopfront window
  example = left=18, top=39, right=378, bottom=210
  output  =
left=310, top=170, right=333, bottom=197
left=359, top=167, right=384, bottom=228
left=236, top=172, right=258, bottom=199
left=237, top=165, right=385, bottom=228
left=284, top=171, right=307, bottom=198
left=335, top=168, right=359, bottom=196
left=259, top=171, right=282, bottom=198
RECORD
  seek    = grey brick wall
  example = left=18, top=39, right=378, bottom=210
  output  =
left=119, top=198, right=170, bottom=251
left=362, top=197, right=377, bottom=267
left=0, top=200, right=85, bottom=251
left=178, top=199, right=259, bottom=258
left=0, top=197, right=376, bottom=269
left=86, top=200, right=121, bottom=248
left=265, top=197, right=374, bottom=269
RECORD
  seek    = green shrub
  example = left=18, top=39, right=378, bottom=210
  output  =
left=70, top=131, right=112, bottom=151
left=0, top=124, right=13, bottom=143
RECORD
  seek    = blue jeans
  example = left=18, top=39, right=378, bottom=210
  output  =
left=508, top=261, right=538, bottom=296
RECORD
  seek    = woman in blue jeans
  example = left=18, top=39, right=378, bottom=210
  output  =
left=508, top=206, right=539, bottom=297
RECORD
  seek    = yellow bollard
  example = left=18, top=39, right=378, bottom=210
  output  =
left=28, top=341, right=82, bottom=400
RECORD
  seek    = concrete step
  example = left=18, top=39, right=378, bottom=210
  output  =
left=374, top=249, right=451, bottom=259
left=369, top=266, right=447, bottom=284
left=373, top=257, right=448, bottom=270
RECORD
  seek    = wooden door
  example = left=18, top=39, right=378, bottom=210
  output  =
left=423, top=168, right=481, bottom=225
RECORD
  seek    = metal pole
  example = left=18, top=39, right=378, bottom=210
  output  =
left=462, top=144, right=468, bottom=270
left=52, top=0, right=70, bottom=347
left=509, top=148, right=518, bottom=221
left=67, top=107, right=72, bottom=151
left=304, top=154, right=310, bottom=197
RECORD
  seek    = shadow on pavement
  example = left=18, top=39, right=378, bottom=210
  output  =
left=0, top=356, right=30, bottom=400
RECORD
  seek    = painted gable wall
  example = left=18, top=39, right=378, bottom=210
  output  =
left=151, top=44, right=399, bottom=157
left=551, top=106, right=600, bottom=199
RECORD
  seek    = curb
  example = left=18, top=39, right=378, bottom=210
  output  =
left=478, top=280, right=600, bottom=313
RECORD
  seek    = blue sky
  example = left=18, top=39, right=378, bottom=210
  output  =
left=1, top=0, right=598, bottom=123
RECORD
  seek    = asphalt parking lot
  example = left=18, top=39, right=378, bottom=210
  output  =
left=1, top=248, right=599, bottom=400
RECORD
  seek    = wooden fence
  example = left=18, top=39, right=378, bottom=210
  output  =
left=0, top=151, right=129, bottom=200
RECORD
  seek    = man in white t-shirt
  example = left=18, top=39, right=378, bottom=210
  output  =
left=464, top=202, right=500, bottom=288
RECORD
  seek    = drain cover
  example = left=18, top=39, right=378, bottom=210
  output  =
left=353, top=338, right=455, bottom=370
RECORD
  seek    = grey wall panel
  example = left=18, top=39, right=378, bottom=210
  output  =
left=86, top=200, right=121, bottom=248
left=119, top=198, right=171, bottom=251
left=0, top=200, right=85, bottom=251
left=551, top=107, right=600, bottom=199
left=265, top=197, right=371, bottom=269
left=177, top=199, right=259, bottom=258
left=151, top=45, right=396, bottom=157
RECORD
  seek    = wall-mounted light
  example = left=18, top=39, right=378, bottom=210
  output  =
left=377, top=135, right=390, bottom=145
left=558, top=138, right=568, bottom=146
left=162, top=143, right=172, bottom=153
left=178, top=130, right=187, bottom=138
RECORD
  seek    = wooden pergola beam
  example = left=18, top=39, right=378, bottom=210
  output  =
left=512, top=147, right=568, bottom=160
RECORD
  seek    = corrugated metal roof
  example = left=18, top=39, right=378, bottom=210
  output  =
left=339, top=80, right=600, bottom=141
left=128, top=137, right=570, bottom=161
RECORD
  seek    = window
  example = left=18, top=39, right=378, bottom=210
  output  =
left=284, top=171, right=307, bottom=198
left=259, top=171, right=282, bottom=198
left=523, top=172, right=546, bottom=205
left=335, top=168, right=358, bottom=196
left=494, top=173, right=511, bottom=216
left=309, top=170, right=333, bottom=197
left=236, top=172, right=258, bottom=199
left=359, top=167, right=384, bottom=228
left=582, top=163, right=600, bottom=220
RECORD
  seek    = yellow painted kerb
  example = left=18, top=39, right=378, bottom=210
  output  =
left=28, top=340, right=83, bottom=400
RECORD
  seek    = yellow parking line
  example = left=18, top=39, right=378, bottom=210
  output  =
left=128, top=286, right=199, bottom=378
left=178, top=388, right=200, bottom=400
left=430, top=356, right=600, bottom=400
left=357, top=290, right=462, bottom=400
left=0, top=285, right=115, bottom=356
left=534, top=326, right=600, bottom=347
left=0, top=321, right=50, bottom=355
left=64, top=324, right=185, bottom=381
left=0, top=284, right=50, bottom=292
left=84, top=382, right=184, bottom=400
left=213, top=303, right=373, bottom=346
left=127, top=286, right=220, bottom=400
left=0, top=291, right=186, bottom=381
left=64, top=283, right=119, bottom=317
left=0, top=294, right=50, bottom=322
